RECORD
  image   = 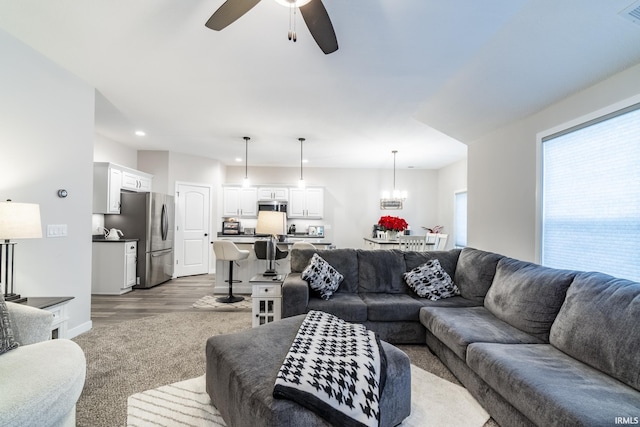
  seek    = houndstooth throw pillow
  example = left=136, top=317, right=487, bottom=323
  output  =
left=0, top=293, right=19, bottom=355
left=302, top=253, right=344, bottom=300
left=403, top=258, right=460, bottom=300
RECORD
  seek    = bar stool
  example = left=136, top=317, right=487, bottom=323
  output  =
left=213, top=240, right=250, bottom=303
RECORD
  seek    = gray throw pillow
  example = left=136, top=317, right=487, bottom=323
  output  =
left=403, top=259, right=460, bottom=300
left=0, top=294, right=19, bottom=354
left=302, top=253, right=344, bottom=300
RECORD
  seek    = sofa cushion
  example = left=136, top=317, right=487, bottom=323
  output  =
left=403, top=249, right=460, bottom=279
left=0, top=294, right=18, bottom=355
left=454, top=248, right=505, bottom=303
left=306, top=293, right=368, bottom=322
left=361, top=293, right=426, bottom=322
left=484, top=257, right=576, bottom=342
left=357, top=250, right=407, bottom=294
left=403, top=259, right=459, bottom=300
left=414, top=295, right=482, bottom=308
left=420, top=306, right=543, bottom=360
left=550, top=272, right=640, bottom=391
left=291, top=248, right=359, bottom=293
left=467, top=343, right=640, bottom=427
left=301, top=253, right=344, bottom=300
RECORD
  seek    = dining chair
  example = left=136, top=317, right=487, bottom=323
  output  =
left=398, top=235, right=427, bottom=252
left=424, top=233, right=438, bottom=251
left=434, top=233, right=448, bottom=251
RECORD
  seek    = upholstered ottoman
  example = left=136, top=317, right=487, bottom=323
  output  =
left=205, top=315, right=411, bottom=427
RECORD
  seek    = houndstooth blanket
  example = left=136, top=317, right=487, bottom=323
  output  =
left=273, top=311, right=386, bottom=427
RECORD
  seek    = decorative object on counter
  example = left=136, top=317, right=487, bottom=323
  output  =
left=0, top=200, right=42, bottom=303
left=222, top=220, right=241, bottom=235
left=103, top=227, right=124, bottom=240
left=242, top=136, right=251, bottom=188
left=212, top=240, right=250, bottom=303
left=378, top=215, right=408, bottom=241
left=288, top=224, right=296, bottom=234
left=256, top=211, right=287, bottom=276
left=422, top=225, right=444, bottom=233
left=380, top=150, right=407, bottom=210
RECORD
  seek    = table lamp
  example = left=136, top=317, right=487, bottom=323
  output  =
left=256, top=211, right=286, bottom=276
left=0, top=200, right=42, bottom=302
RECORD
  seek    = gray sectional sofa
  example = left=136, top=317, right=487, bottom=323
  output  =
left=282, top=247, right=640, bottom=427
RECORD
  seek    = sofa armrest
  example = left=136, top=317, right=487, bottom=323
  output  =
left=6, top=301, right=53, bottom=345
left=282, top=273, right=309, bottom=318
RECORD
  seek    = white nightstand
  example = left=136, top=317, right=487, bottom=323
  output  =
left=250, top=274, right=284, bottom=327
left=24, top=297, right=73, bottom=339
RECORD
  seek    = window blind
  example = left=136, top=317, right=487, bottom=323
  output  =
left=455, top=191, right=467, bottom=248
left=541, top=104, right=640, bottom=282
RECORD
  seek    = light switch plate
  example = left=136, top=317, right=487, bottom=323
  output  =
left=47, top=224, right=68, bottom=237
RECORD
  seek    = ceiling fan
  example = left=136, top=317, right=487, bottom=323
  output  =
left=205, top=0, right=338, bottom=54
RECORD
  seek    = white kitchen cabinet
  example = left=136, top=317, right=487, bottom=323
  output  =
left=93, top=163, right=122, bottom=214
left=121, top=170, right=152, bottom=192
left=92, top=241, right=138, bottom=295
left=93, top=162, right=153, bottom=214
left=288, top=187, right=324, bottom=218
left=257, top=187, right=288, bottom=201
left=223, top=186, right=258, bottom=217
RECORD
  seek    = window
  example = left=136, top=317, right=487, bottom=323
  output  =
left=454, top=191, right=467, bottom=248
left=541, top=103, right=640, bottom=281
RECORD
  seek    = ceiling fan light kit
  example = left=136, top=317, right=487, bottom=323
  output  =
left=205, top=0, right=338, bottom=54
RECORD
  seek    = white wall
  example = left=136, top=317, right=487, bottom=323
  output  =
left=467, top=62, right=640, bottom=261
left=94, top=133, right=137, bottom=168
left=225, top=166, right=440, bottom=249
left=0, top=28, right=94, bottom=337
left=436, top=159, right=467, bottom=250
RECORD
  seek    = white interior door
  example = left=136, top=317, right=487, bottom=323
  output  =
left=175, top=183, right=211, bottom=277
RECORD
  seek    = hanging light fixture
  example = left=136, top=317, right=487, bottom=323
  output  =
left=380, top=150, right=407, bottom=210
left=298, top=137, right=306, bottom=188
left=242, top=136, right=251, bottom=188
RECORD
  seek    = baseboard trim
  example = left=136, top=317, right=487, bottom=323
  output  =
left=68, top=320, right=92, bottom=339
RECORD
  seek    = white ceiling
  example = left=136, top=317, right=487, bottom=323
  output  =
left=1, top=0, right=640, bottom=170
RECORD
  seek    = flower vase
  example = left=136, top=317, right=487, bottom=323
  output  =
left=387, top=230, right=398, bottom=241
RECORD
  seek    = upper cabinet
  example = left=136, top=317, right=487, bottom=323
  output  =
left=257, top=187, right=289, bottom=201
left=93, top=162, right=153, bottom=214
left=223, top=186, right=258, bottom=218
left=288, top=187, right=324, bottom=218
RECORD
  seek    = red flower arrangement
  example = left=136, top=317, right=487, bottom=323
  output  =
left=378, top=215, right=408, bottom=232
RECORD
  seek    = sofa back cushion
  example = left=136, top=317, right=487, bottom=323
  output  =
left=454, top=248, right=505, bottom=302
left=290, top=248, right=359, bottom=293
left=550, top=272, right=640, bottom=391
left=403, top=249, right=461, bottom=280
left=484, top=258, right=576, bottom=341
left=357, top=250, right=407, bottom=293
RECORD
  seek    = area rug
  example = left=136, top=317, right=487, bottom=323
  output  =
left=126, top=365, right=489, bottom=427
left=192, top=295, right=252, bottom=311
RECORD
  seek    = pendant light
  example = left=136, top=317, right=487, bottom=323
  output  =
left=298, top=137, right=306, bottom=188
left=380, top=150, right=407, bottom=209
left=242, top=136, right=250, bottom=188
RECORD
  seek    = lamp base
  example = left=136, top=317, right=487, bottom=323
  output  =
left=4, top=293, right=27, bottom=303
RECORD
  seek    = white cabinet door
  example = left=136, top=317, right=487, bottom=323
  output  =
left=288, top=187, right=324, bottom=218
left=108, top=168, right=122, bottom=213
left=257, top=187, right=288, bottom=200
left=121, top=171, right=153, bottom=192
left=223, top=187, right=258, bottom=217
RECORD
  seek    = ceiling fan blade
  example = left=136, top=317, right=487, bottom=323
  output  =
left=299, top=0, right=338, bottom=54
left=205, top=0, right=262, bottom=31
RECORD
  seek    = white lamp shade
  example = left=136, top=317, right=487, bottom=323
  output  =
left=256, top=211, right=286, bottom=236
left=0, top=202, right=42, bottom=240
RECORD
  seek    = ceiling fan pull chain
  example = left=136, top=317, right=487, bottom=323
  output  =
left=288, top=4, right=293, bottom=40
left=292, top=5, right=297, bottom=42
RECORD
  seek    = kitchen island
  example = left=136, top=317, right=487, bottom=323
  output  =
left=212, top=235, right=332, bottom=295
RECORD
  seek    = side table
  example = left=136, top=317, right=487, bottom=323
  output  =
left=22, top=296, right=74, bottom=339
left=250, top=274, right=284, bottom=327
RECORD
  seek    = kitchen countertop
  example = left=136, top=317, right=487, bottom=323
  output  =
left=92, top=237, right=139, bottom=243
left=214, top=236, right=332, bottom=246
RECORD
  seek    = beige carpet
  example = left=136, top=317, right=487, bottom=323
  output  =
left=192, top=295, right=253, bottom=311
left=126, top=365, right=489, bottom=427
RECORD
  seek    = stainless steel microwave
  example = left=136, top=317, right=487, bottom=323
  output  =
left=258, top=201, right=288, bottom=213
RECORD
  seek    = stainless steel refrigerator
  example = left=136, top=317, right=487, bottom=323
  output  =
left=105, top=192, right=174, bottom=288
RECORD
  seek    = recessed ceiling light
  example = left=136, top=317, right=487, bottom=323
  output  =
left=235, top=157, right=242, bottom=162
left=135, top=130, right=146, bottom=136
left=303, top=159, right=309, bottom=164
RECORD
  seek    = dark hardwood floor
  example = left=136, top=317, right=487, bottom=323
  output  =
left=91, top=274, right=232, bottom=327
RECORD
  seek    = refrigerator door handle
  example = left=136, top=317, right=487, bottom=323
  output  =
left=151, top=248, right=172, bottom=257
left=161, top=203, right=168, bottom=241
